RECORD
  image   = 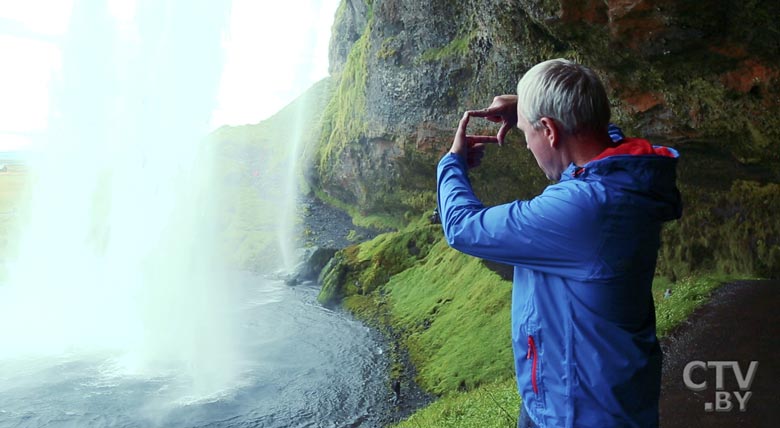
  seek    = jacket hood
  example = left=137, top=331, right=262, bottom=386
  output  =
left=561, top=138, right=683, bottom=222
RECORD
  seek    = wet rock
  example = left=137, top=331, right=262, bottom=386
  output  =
left=296, top=246, right=339, bottom=282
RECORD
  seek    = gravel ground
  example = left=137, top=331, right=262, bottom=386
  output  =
left=295, top=196, right=382, bottom=250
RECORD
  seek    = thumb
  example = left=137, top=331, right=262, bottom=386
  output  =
left=497, top=123, right=512, bottom=146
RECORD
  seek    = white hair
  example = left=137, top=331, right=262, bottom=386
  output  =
left=516, top=59, right=610, bottom=134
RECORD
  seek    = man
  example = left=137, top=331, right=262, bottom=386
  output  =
left=436, top=59, right=682, bottom=427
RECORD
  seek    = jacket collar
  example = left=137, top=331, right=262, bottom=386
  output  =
left=561, top=138, right=678, bottom=181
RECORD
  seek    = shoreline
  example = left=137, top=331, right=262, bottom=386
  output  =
left=296, top=194, right=433, bottom=426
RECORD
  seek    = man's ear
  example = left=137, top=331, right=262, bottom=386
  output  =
left=538, top=117, right=559, bottom=149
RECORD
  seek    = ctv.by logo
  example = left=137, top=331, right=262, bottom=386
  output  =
left=683, top=361, right=759, bottom=412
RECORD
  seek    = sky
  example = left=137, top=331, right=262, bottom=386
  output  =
left=0, top=0, right=340, bottom=151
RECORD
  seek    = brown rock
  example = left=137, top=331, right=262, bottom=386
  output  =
left=622, top=91, right=665, bottom=113
left=720, top=59, right=778, bottom=94
left=605, top=0, right=666, bottom=50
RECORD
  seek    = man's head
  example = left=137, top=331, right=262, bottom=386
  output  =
left=516, top=59, right=610, bottom=135
left=515, top=59, right=611, bottom=180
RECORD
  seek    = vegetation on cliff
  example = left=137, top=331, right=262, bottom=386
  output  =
left=317, top=5, right=372, bottom=177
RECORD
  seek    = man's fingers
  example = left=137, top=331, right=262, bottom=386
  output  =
left=456, top=111, right=470, bottom=137
left=468, top=109, right=502, bottom=123
left=466, top=135, right=500, bottom=145
left=468, top=109, right=514, bottom=145
left=497, top=123, right=511, bottom=146
left=466, top=142, right=487, bottom=169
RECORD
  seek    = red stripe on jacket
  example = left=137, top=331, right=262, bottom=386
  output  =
left=591, top=138, right=675, bottom=162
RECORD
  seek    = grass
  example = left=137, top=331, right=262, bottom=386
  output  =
left=395, top=378, right=519, bottom=428
left=317, top=214, right=754, bottom=427
left=316, top=222, right=515, bottom=421
left=653, top=273, right=738, bottom=337
left=384, top=240, right=514, bottom=394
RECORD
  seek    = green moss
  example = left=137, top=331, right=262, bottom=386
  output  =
left=313, top=187, right=404, bottom=231
left=396, top=189, right=437, bottom=216
left=419, top=32, right=474, bottom=63
left=317, top=231, right=515, bottom=392
left=317, top=225, right=441, bottom=306
left=346, top=229, right=364, bottom=242
left=376, top=36, right=398, bottom=60
left=317, top=0, right=375, bottom=177
left=317, top=28, right=371, bottom=173
left=386, top=241, right=515, bottom=394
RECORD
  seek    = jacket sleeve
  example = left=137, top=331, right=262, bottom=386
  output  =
left=437, top=153, right=597, bottom=279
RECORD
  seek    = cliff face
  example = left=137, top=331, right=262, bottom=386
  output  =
left=314, top=0, right=559, bottom=218
left=311, top=0, right=780, bottom=277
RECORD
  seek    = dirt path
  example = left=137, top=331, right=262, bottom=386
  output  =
left=659, top=280, right=779, bottom=428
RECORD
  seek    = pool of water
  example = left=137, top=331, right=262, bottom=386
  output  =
left=0, top=273, right=391, bottom=427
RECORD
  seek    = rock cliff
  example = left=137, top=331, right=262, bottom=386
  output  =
left=309, top=0, right=780, bottom=278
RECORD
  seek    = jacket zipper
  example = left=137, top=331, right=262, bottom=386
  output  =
left=527, top=335, right=539, bottom=394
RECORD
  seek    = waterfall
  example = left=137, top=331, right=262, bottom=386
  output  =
left=0, top=0, right=238, bottom=395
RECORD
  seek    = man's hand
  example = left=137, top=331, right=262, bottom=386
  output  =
left=450, top=111, right=499, bottom=169
left=468, top=95, right=518, bottom=146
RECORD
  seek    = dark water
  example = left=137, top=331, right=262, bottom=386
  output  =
left=0, top=273, right=391, bottom=428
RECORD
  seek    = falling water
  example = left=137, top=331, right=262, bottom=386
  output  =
left=273, top=3, right=334, bottom=273
left=0, top=2, right=395, bottom=427
left=277, top=103, right=304, bottom=272
left=0, top=0, right=237, bottom=393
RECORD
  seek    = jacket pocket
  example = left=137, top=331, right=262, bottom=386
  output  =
left=527, top=334, right=539, bottom=394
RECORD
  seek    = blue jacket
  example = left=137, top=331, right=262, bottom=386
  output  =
left=437, top=138, right=682, bottom=428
